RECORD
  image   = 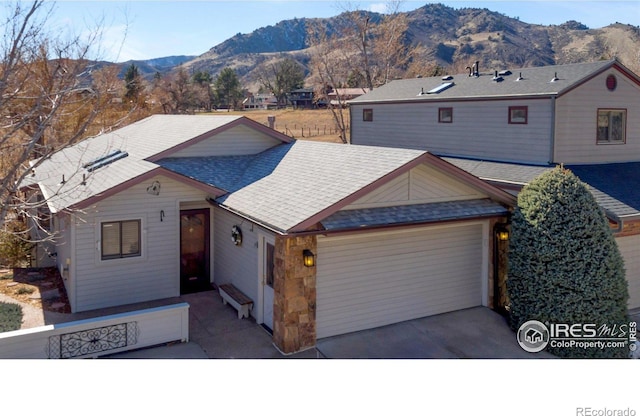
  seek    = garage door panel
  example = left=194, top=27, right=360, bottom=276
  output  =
left=317, top=223, right=484, bottom=338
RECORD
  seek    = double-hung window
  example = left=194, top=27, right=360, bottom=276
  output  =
left=101, top=220, right=141, bottom=260
left=597, top=109, right=626, bottom=144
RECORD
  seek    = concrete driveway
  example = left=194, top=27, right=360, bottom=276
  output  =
left=106, top=292, right=555, bottom=359
left=315, top=307, right=556, bottom=359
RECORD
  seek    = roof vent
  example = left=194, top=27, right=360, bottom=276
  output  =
left=498, top=70, right=512, bottom=76
left=551, top=72, right=559, bottom=82
left=492, top=70, right=503, bottom=82
left=422, top=82, right=455, bottom=95
left=441, top=75, right=453, bottom=81
left=83, top=149, right=129, bottom=172
left=516, top=72, right=524, bottom=81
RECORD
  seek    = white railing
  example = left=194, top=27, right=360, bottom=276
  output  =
left=0, top=302, right=189, bottom=359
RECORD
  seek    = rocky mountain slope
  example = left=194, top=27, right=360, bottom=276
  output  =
left=138, top=4, right=640, bottom=89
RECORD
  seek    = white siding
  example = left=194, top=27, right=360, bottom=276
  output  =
left=170, top=124, right=282, bottom=157
left=316, top=223, right=485, bottom=338
left=72, top=175, right=209, bottom=312
left=616, top=235, right=640, bottom=310
left=554, top=69, right=640, bottom=164
left=344, top=163, right=485, bottom=210
left=213, top=207, right=275, bottom=310
left=351, top=99, right=553, bottom=164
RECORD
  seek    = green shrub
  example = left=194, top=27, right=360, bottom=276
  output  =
left=16, top=286, right=35, bottom=295
left=0, top=219, right=33, bottom=268
left=507, top=167, right=629, bottom=358
left=0, top=302, right=23, bottom=332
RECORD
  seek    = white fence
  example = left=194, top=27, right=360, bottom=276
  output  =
left=0, top=302, right=189, bottom=359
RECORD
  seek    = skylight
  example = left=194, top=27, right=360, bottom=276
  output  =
left=83, top=149, right=129, bottom=172
left=424, top=82, right=455, bottom=95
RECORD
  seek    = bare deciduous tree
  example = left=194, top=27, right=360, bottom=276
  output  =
left=0, top=1, right=124, bottom=254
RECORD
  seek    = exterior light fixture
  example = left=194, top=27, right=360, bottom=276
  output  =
left=496, top=225, right=509, bottom=242
left=303, top=249, right=315, bottom=267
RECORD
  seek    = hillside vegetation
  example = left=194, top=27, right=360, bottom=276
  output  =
left=169, top=4, right=640, bottom=91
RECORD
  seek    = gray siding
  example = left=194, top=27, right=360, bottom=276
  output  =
left=343, top=163, right=485, bottom=210
left=617, top=235, right=640, bottom=310
left=170, top=124, right=282, bottom=157
left=554, top=69, right=640, bottom=164
left=72, top=175, right=208, bottom=312
left=351, top=99, right=553, bottom=164
left=213, top=207, right=274, bottom=309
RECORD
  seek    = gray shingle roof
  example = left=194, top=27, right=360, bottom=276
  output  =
left=161, top=141, right=426, bottom=233
left=24, top=115, right=250, bottom=212
left=444, top=157, right=640, bottom=220
left=321, top=199, right=509, bottom=231
left=350, top=60, right=616, bottom=104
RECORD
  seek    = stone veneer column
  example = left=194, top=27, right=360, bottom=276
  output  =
left=272, top=234, right=317, bottom=354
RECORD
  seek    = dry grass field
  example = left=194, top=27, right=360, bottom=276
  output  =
left=203, top=108, right=346, bottom=143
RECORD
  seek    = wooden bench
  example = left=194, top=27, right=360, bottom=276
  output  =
left=218, top=283, right=253, bottom=319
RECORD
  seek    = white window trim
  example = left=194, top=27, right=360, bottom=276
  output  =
left=95, top=215, right=147, bottom=266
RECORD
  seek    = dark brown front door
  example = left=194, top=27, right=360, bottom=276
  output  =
left=180, top=209, right=211, bottom=294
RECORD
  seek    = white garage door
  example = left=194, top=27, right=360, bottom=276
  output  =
left=316, top=223, right=485, bottom=338
left=616, top=235, right=640, bottom=310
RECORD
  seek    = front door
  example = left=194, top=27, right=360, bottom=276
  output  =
left=180, top=209, right=211, bottom=294
left=261, top=237, right=275, bottom=331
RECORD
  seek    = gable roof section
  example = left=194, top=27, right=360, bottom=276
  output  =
left=24, top=115, right=291, bottom=212
left=350, top=59, right=629, bottom=104
left=159, top=142, right=515, bottom=233
left=445, top=157, right=640, bottom=222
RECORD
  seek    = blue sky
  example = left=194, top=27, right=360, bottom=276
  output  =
left=42, top=1, right=640, bottom=62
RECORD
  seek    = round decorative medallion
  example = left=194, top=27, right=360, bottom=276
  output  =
left=606, top=74, right=617, bottom=91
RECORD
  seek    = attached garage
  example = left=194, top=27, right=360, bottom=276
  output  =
left=316, top=222, right=488, bottom=338
left=616, top=235, right=640, bottom=310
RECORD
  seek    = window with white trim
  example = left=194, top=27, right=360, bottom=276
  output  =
left=597, top=109, right=626, bottom=144
left=101, top=220, right=141, bottom=260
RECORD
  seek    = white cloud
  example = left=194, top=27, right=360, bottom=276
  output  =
left=368, top=2, right=388, bottom=14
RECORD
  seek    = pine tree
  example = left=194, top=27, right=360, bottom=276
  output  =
left=507, top=167, right=629, bottom=358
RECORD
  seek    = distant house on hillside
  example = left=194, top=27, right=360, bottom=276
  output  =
left=289, top=88, right=315, bottom=109
left=328, top=87, right=370, bottom=107
left=243, top=93, right=278, bottom=110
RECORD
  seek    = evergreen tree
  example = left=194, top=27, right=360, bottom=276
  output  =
left=507, top=167, right=629, bottom=358
left=124, top=63, right=143, bottom=101
left=214, top=68, right=243, bottom=111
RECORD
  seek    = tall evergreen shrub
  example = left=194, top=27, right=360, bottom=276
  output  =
left=507, top=167, right=629, bottom=358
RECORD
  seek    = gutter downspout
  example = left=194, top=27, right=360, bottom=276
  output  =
left=549, top=96, right=556, bottom=164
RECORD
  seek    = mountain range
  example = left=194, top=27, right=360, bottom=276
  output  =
left=116, top=3, right=640, bottom=90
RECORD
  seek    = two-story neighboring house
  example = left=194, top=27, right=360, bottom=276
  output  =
left=349, top=58, right=640, bottom=311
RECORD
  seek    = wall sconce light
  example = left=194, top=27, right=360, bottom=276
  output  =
left=303, top=249, right=315, bottom=267
left=496, top=226, right=509, bottom=242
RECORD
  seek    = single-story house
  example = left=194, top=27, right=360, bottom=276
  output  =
left=23, top=114, right=515, bottom=353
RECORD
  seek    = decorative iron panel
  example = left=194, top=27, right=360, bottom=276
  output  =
left=48, top=322, right=138, bottom=359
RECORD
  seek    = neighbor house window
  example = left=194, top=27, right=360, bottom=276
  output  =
left=439, top=107, right=453, bottom=123
left=597, top=109, right=626, bottom=144
left=101, top=220, right=141, bottom=260
left=508, top=106, right=528, bottom=124
left=363, top=108, right=373, bottom=122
